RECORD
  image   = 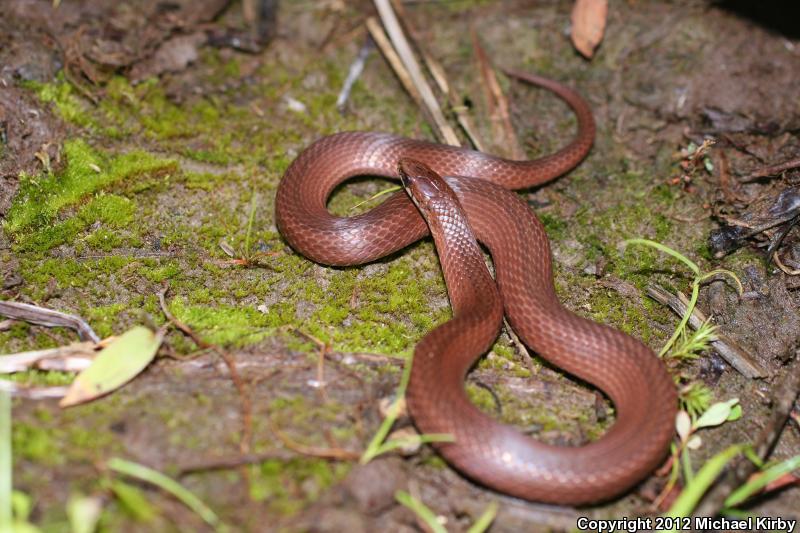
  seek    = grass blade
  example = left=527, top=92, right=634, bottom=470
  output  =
left=0, top=389, right=10, bottom=533
left=467, top=501, right=499, bottom=533
left=623, top=238, right=700, bottom=276
left=662, top=444, right=745, bottom=523
left=724, top=454, right=800, bottom=508
left=361, top=354, right=413, bottom=464
left=107, top=457, right=222, bottom=530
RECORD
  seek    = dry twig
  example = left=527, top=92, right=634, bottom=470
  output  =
left=158, top=284, right=254, bottom=456
left=366, top=17, right=425, bottom=112
left=265, top=414, right=361, bottom=461
left=471, top=29, right=524, bottom=159
left=0, top=342, right=98, bottom=373
left=176, top=450, right=296, bottom=476
left=337, top=36, right=373, bottom=112
left=646, top=285, right=766, bottom=378
left=372, top=0, right=460, bottom=145
left=389, top=0, right=487, bottom=151
left=0, top=300, right=100, bottom=343
left=741, top=157, right=800, bottom=183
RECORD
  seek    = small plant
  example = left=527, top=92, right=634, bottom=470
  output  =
left=657, top=398, right=743, bottom=507
left=622, top=239, right=800, bottom=521
left=622, top=238, right=741, bottom=358
left=666, top=319, right=717, bottom=362
left=623, top=238, right=741, bottom=427
left=678, top=381, right=713, bottom=419
left=360, top=354, right=452, bottom=464
left=670, top=138, right=715, bottom=190
left=219, top=191, right=276, bottom=267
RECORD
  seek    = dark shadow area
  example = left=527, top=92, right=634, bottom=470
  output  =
left=715, top=0, right=800, bottom=39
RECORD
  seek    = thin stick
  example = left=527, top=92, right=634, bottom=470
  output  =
left=373, top=0, right=460, bottom=145
left=291, top=328, right=330, bottom=402
left=503, top=318, right=537, bottom=378
left=266, top=414, right=361, bottom=461
left=337, top=36, right=373, bottom=112
left=158, top=285, right=254, bottom=456
left=773, top=251, right=800, bottom=276
left=389, top=0, right=486, bottom=151
left=176, top=450, right=296, bottom=475
left=0, top=381, right=69, bottom=399
left=471, top=28, right=524, bottom=159
left=646, top=285, right=766, bottom=378
left=0, top=342, right=97, bottom=373
left=741, top=157, right=800, bottom=182
left=0, top=300, right=100, bottom=343
left=366, top=17, right=425, bottom=112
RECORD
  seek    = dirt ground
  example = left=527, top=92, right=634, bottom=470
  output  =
left=1, top=0, right=799, bottom=531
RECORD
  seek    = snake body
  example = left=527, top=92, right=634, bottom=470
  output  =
left=275, top=72, right=677, bottom=504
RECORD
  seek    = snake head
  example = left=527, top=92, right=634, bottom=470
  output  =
left=397, top=158, right=458, bottom=213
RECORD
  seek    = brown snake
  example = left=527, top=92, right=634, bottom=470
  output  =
left=275, top=71, right=677, bottom=504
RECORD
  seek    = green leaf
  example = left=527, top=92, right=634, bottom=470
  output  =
left=108, top=458, right=222, bottom=530
left=662, top=444, right=746, bottom=521
left=693, top=399, right=739, bottom=430
left=724, top=454, right=800, bottom=508
left=109, top=480, right=155, bottom=522
left=66, top=494, right=103, bottom=533
left=60, top=326, right=163, bottom=407
left=10, top=492, right=33, bottom=523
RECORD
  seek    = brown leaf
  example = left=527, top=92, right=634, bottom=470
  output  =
left=571, top=0, right=608, bottom=59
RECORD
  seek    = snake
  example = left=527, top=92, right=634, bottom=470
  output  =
left=274, top=71, right=677, bottom=504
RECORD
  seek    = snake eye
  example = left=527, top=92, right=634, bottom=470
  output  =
left=399, top=171, right=410, bottom=189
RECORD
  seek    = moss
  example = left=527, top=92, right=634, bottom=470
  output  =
left=181, top=171, right=231, bottom=191
left=12, top=420, right=60, bottom=463
left=248, top=458, right=349, bottom=515
left=4, top=370, right=73, bottom=386
left=83, top=303, right=127, bottom=339
left=21, top=256, right=129, bottom=294
left=169, top=297, right=273, bottom=346
left=244, top=395, right=354, bottom=515
left=465, top=383, right=497, bottom=413
left=12, top=402, right=119, bottom=470
left=27, top=76, right=93, bottom=127
left=538, top=212, right=568, bottom=241
left=14, top=193, right=137, bottom=253
left=588, top=290, right=653, bottom=342
left=4, top=139, right=175, bottom=249
left=140, top=260, right=182, bottom=283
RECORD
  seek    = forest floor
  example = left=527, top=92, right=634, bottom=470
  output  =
left=1, top=0, right=799, bottom=531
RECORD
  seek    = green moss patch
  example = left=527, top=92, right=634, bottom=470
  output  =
left=5, top=139, right=176, bottom=253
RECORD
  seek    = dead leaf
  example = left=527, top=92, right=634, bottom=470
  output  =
left=571, top=0, right=608, bottom=59
left=60, top=326, right=163, bottom=407
left=129, top=33, right=207, bottom=84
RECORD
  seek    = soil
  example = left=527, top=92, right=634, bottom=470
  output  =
left=1, top=0, right=799, bottom=531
